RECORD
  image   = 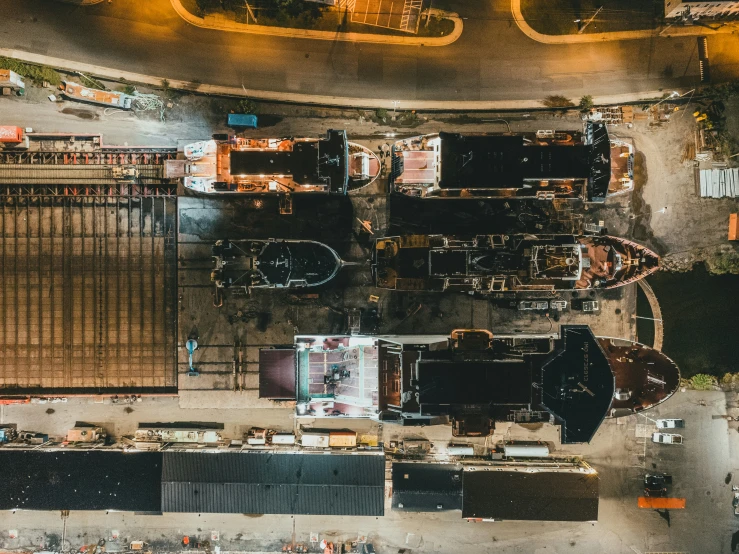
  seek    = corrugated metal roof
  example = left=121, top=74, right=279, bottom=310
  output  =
left=0, top=451, right=162, bottom=511
left=462, top=469, right=599, bottom=521
left=161, top=451, right=384, bottom=516
left=392, top=463, right=463, bottom=512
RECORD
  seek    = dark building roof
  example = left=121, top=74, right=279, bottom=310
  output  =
left=462, top=469, right=599, bottom=521
left=161, top=451, right=385, bottom=516
left=229, top=130, right=348, bottom=193
left=586, top=121, right=611, bottom=202
left=417, top=359, right=533, bottom=409
left=0, top=451, right=162, bottom=511
left=259, top=348, right=297, bottom=399
left=392, top=463, right=462, bottom=512
left=438, top=133, right=590, bottom=190
left=538, top=326, right=615, bottom=444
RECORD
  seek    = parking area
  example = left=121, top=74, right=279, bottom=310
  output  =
left=351, top=0, right=423, bottom=33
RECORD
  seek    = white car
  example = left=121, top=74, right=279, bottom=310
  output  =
left=656, top=419, right=685, bottom=429
left=652, top=432, right=683, bottom=445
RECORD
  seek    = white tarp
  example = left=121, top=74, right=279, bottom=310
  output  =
left=699, top=168, right=739, bottom=198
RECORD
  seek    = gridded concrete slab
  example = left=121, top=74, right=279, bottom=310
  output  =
left=0, top=197, right=177, bottom=393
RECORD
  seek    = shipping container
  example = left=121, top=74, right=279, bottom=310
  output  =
left=638, top=497, right=686, bottom=509
left=0, top=69, right=24, bottom=89
left=329, top=430, right=358, bottom=448
left=271, top=433, right=296, bottom=445
left=300, top=431, right=330, bottom=448
left=729, top=214, right=738, bottom=241
left=447, top=445, right=475, bottom=456
left=0, top=126, right=23, bottom=143
left=227, top=113, right=258, bottom=128
left=504, top=444, right=550, bottom=458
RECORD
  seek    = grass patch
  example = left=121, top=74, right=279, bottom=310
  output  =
left=520, top=0, right=661, bottom=35
left=0, top=56, right=61, bottom=87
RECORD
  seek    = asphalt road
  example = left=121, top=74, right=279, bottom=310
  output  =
left=2, top=0, right=737, bottom=104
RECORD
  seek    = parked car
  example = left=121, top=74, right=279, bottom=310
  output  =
left=652, top=432, right=683, bottom=444
left=644, top=473, right=672, bottom=497
left=656, top=419, right=685, bottom=429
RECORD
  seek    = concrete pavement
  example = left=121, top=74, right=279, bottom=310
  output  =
left=1, top=0, right=731, bottom=107
left=169, top=0, right=463, bottom=46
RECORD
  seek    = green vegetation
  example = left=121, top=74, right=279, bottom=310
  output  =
left=695, top=80, right=739, bottom=161
left=399, top=111, right=421, bottom=127
left=374, top=108, right=388, bottom=122
left=690, top=373, right=717, bottom=390
left=542, top=95, right=574, bottom=108
left=705, top=250, right=739, bottom=275
left=236, top=98, right=259, bottom=114
left=578, top=95, right=595, bottom=112
left=519, top=0, right=661, bottom=35
left=0, top=56, right=61, bottom=87
left=78, top=73, right=105, bottom=91
left=122, top=84, right=137, bottom=95
left=417, top=15, right=455, bottom=37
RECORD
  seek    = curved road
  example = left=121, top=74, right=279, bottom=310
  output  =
left=1, top=0, right=738, bottom=104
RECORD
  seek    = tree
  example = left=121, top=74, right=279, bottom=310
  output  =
left=578, top=95, right=595, bottom=112
left=542, top=95, right=574, bottom=108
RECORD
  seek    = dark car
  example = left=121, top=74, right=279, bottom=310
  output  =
left=644, top=473, right=672, bottom=497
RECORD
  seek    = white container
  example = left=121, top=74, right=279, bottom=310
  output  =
left=301, top=432, right=330, bottom=448
left=447, top=445, right=474, bottom=456
left=504, top=444, right=550, bottom=458
left=247, top=437, right=266, bottom=446
left=271, top=433, right=296, bottom=445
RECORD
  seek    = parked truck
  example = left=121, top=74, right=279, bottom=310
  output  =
left=652, top=432, right=683, bottom=444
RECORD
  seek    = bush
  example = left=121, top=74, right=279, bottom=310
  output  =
left=705, top=250, right=739, bottom=275
left=0, top=56, right=61, bottom=86
left=542, top=95, right=574, bottom=108
left=690, top=374, right=716, bottom=390
left=122, top=84, right=137, bottom=95
left=375, top=108, right=388, bottom=121
left=236, top=98, right=259, bottom=114
left=578, top=95, right=595, bottom=112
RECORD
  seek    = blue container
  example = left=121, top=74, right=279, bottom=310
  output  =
left=227, top=114, right=258, bottom=128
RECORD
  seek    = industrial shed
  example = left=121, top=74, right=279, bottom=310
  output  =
left=161, top=451, right=385, bottom=516
left=392, top=462, right=463, bottom=512
left=0, top=450, right=162, bottom=511
left=462, top=468, right=599, bottom=522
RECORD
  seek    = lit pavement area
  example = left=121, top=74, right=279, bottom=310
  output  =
left=2, top=391, right=739, bottom=553
left=0, top=0, right=733, bottom=104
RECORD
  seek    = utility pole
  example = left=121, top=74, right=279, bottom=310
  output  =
left=578, top=6, right=602, bottom=34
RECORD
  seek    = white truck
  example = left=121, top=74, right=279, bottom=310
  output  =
left=652, top=432, right=683, bottom=445
left=656, top=419, right=685, bottom=429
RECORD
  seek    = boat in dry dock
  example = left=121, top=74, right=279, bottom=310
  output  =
left=211, top=239, right=343, bottom=293
left=373, top=233, right=659, bottom=293
left=389, top=121, right=617, bottom=202
left=171, top=130, right=380, bottom=196
left=59, top=81, right=134, bottom=110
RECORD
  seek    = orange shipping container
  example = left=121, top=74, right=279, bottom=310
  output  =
left=0, top=126, right=23, bottom=143
left=329, top=430, right=357, bottom=448
left=638, top=497, right=686, bottom=509
left=729, top=213, right=738, bottom=241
